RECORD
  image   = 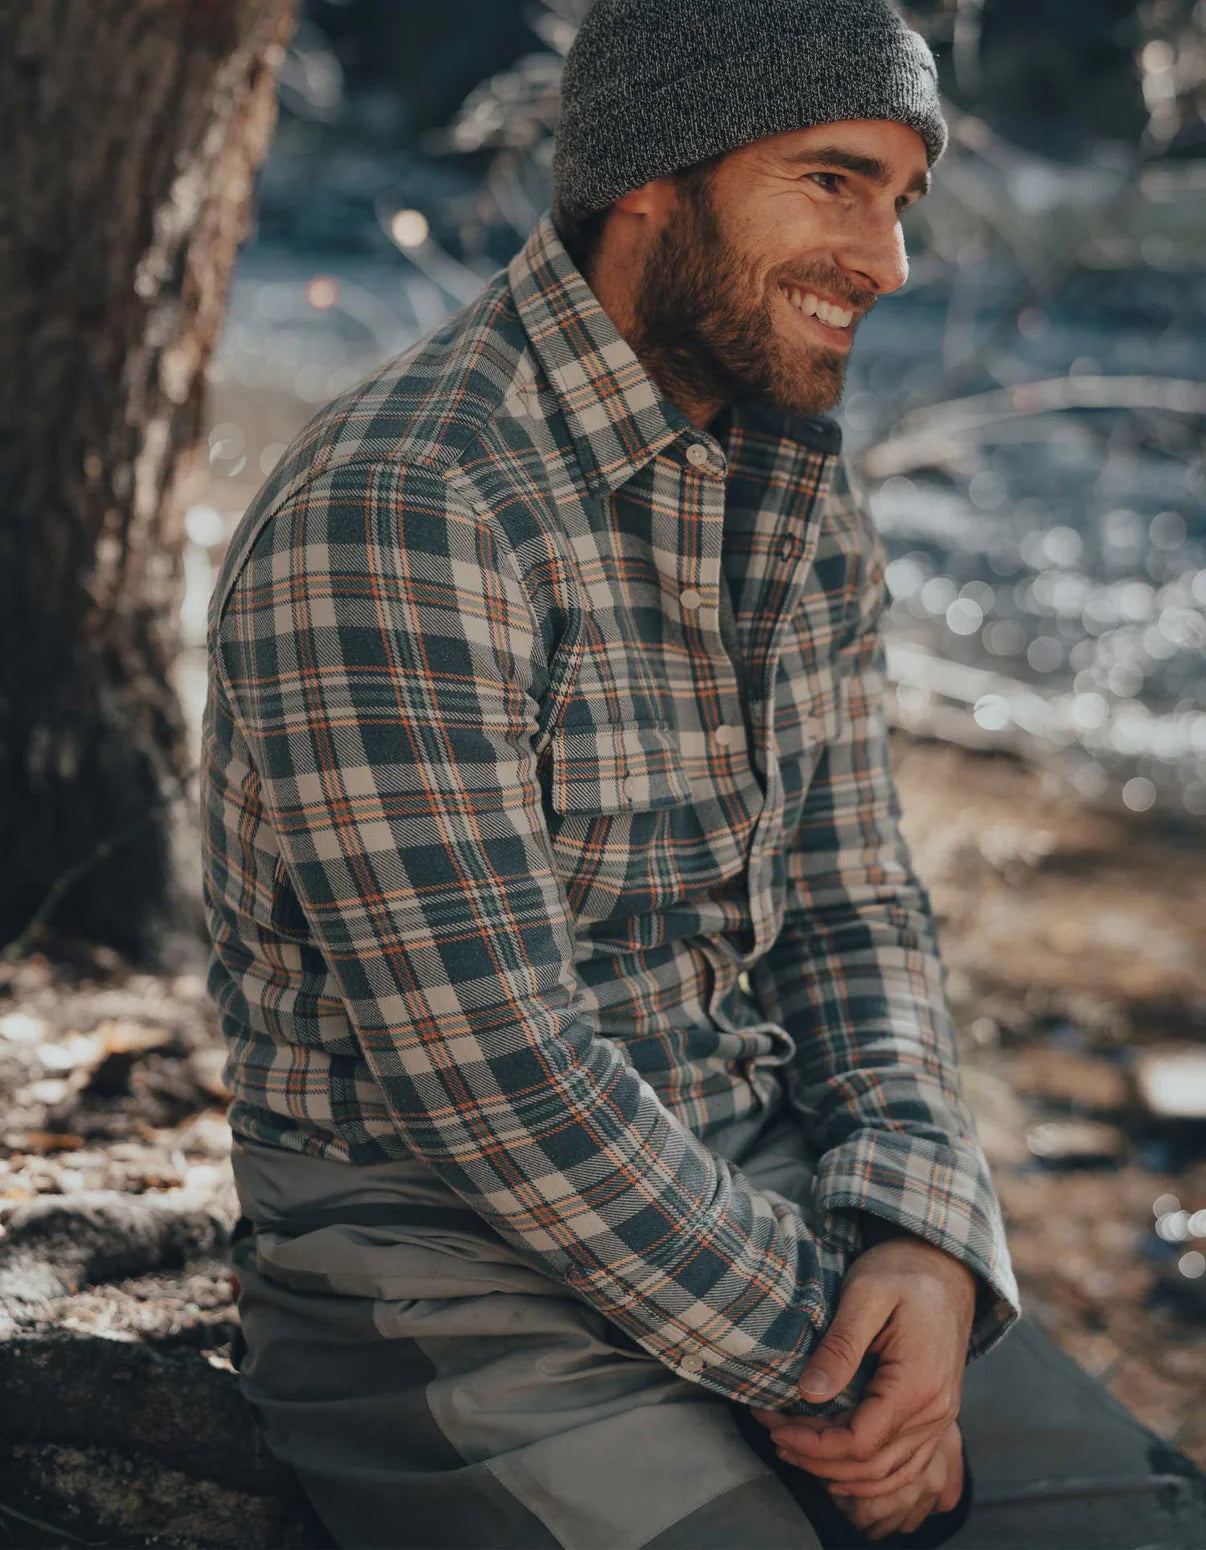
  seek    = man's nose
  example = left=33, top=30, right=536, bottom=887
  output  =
left=837, top=215, right=910, bottom=299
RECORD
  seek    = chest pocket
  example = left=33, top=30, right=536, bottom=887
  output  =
left=542, top=722, right=694, bottom=926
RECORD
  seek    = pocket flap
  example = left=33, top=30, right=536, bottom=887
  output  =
left=547, top=723, right=692, bottom=814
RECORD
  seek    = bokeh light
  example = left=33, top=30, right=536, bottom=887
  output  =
left=389, top=209, right=430, bottom=250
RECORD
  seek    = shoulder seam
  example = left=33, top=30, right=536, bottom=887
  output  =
left=208, top=452, right=498, bottom=648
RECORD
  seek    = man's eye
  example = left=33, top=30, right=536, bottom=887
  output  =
left=808, top=172, right=845, bottom=193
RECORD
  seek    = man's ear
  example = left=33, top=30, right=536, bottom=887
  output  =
left=612, top=176, right=677, bottom=222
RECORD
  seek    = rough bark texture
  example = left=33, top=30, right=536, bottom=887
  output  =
left=0, top=0, right=296, bottom=961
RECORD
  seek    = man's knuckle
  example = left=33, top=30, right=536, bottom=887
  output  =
left=823, top=1329, right=862, bottom=1367
left=895, top=1457, right=924, bottom=1489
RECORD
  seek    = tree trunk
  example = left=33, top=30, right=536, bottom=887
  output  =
left=0, top=0, right=296, bottom=961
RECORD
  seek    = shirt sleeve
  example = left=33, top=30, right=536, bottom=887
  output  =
left=212, top=455, right=867, bottom=1411
left=748, top=469, right=1020, bottom=1362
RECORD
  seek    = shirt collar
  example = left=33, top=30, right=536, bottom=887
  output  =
left=507, top=211, right=844, bottom=495
left=508, top=212, right=698, bottom=495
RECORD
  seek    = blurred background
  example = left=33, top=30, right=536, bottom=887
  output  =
left=0, top=2, right=1204, bottom=1544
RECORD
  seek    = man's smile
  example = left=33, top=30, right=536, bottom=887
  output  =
left=777, top=282, right=858, bottom=349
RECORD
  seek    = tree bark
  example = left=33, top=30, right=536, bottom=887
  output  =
left=0, top=0, right=296, bottom=961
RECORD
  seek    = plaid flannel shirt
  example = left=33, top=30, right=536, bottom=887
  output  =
left=202, top=211, right=1019, bottom=1410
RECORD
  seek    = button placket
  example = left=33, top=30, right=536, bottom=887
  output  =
left=677, top=437, right=748, bottom=791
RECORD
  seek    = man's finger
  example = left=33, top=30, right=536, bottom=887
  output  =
left=845, top=1388, right=917, bottom=1460
left=788, top=1431, right=941, bottom=1496
left=769, top=1419, right=935, bottom=1481
left=935, top=1433, right=965, bottom=1513
left=797, top=1282, right=891, bottom=1403
left=841, top=1367, right=954, bottom=1462
left=937, top=1469, right=964, bottom=1514
left=830, top=1482, right=937, bottom=1541
left=899, top=1495, right=940, bottom=1536
left=769, top=1395, right=940, bottom=1468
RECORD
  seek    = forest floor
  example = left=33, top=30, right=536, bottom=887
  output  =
left=0, top=732, right=1203, bottom=1547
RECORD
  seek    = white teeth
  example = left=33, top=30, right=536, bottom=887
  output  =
left=781, top=286, right=853, bottom=328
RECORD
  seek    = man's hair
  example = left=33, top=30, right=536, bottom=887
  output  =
left=552, top=154, right=726, bottom=285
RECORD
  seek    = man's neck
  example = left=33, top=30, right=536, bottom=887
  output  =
left=585, top=254, right=726, bottom=433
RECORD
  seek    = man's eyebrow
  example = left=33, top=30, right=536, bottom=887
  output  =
left=780, top=144, right=931, bottom=197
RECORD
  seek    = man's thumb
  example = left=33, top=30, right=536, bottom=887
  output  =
left=798, top=1293, right=880, bottom=1401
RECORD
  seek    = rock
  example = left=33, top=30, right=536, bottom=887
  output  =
left=1027, top=1118, right=1128, bottom=1169
left=1010, top=1045, right=1129, bottom=1112
left=3, top=1436, right=325, bottom=1549
left=0, top=963, right=317, bottom=1545
left=0, top=1239, right=323, bottom=1548
left=1137, top=1049, right=1206, bottom=1122
left=0, top=1332, right=282, bottom=1493
left=0, top=1190, right=231, bottom=1321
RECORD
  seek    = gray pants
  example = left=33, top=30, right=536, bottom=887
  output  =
left=231, top=1110, right=1206, bottom=1550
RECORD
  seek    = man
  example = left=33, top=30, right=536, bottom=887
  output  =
left=200, top=3, right=1205, bottom=1548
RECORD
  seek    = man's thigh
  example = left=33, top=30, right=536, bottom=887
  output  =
left=950, top=1315, right=1206, bottom=1550
left=232, top=1224, right=821, bottom=1550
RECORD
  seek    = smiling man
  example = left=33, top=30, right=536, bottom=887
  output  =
left=203, top=3, right=1024, bottom=1547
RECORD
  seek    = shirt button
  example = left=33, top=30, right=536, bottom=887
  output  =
left=679, top=587, right=703, bottom=612
left=680, top=1352, right=706, bottom=1374
left=777, top=536, right=797, bottom=562
left=686, top=442, right=711, bottom=468
left=712, top=723, right=739, bottom=748
left=623, top=774, right=642, bottom=803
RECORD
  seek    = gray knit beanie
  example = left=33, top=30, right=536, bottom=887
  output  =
left=553, top=0, right=947, bottom=221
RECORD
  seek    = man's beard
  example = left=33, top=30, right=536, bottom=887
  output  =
left=629, top=179, right=869, bottom=423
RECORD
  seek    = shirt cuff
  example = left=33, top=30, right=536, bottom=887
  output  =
left=811, top=1128, right=1021, bottom=1362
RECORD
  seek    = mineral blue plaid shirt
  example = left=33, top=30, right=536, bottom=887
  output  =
left=202, top=211, right=1019, bottom=1409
